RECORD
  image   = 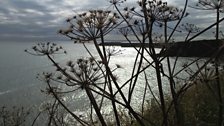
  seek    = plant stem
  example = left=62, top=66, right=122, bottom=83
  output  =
left=216, top=7, right=223, bottom=126
left=85, top=84, right=107, bottom=126
left=100, top=29, right=121, bottom=126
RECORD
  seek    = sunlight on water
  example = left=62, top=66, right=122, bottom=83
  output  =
left=0, top=41, right=209, bottom=123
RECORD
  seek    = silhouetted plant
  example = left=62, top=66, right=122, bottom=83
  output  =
left=0, top=106, right=31, bottom=126
left=26, top=0, right=224, bottom=126
left=191, top=1, right=224, bottom=125
left=192, top=0, right=224, bottom=40
left=58, top=10, right=120, bottom=43
left=220, top=30, right=224, bottom=38
left=179, top=23, right=200, bottom=40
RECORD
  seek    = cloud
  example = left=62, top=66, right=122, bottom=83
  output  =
left=0, top=0, right=115, bottom=42
left=0, top=0, right=222, bottom=42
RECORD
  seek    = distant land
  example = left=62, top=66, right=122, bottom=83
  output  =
left=100, top=39, right=224, bottom=57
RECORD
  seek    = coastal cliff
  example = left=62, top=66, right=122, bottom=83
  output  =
left=163, top=39, right=224, bottom=57
left=100, top=39, right=224, bottom=57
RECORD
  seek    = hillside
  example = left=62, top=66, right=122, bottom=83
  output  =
left=163, top=39, right=224, bottom=57
left=100, top=39, right=224, bottom=57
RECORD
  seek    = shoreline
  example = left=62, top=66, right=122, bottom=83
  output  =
left=100, top=39, right=224, bottom=57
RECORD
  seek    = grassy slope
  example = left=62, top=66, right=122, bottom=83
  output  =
left=131, top=70, right=224, bottom=126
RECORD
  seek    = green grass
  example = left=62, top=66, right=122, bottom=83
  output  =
left=131, top=70, right=224, bottom=126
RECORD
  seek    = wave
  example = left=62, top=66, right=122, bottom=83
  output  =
left=0, top=89, right=14, bottom=95
left=0, top=83, right=37, bottom=96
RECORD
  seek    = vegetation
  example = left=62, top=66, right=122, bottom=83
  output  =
left=139, top=66, right=224, bottom=126
left=1, top=0, right=224, bottom=125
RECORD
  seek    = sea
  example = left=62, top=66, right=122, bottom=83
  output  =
left=0, top=41, right=210, bottom=125
left=0, top=41, right=103, bottom=107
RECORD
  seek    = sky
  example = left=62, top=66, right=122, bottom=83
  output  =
left=0, top=0, right=222, bottom=42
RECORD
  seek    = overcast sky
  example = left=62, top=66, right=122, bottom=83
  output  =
left=0, top=0, right=222, bottom=42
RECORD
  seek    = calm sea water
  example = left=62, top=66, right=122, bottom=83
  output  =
left=0, top=42, right=98, bottom=107
left=0, top=41, right=206, bottom=121
left=0, top=41, right=204, bottom=102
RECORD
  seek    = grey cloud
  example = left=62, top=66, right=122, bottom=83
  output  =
left=0, top=23, right=64, bottom=42
left=0, top=0, right=113, bottom=42
left=0, top=0, right=67, bottom=41
left=0, top=0, right=222, bottom=42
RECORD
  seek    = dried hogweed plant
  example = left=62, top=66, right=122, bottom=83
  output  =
left=58, top=10, right=120, bottom=43
left=0, top=106, right=31, bottom=126
left=191, top=0, right=224, bottom=40
left=26, top=0, right=224, bottom=126
left=179, top=23, right=200, bottom=40
left=25, top=42, right=126, bottom=125
left=191, top=1, right=224, bottom=125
